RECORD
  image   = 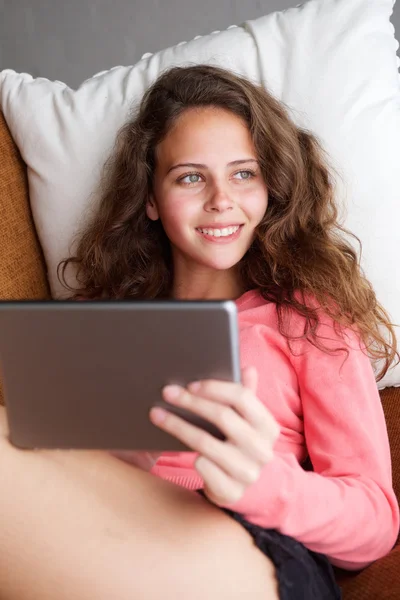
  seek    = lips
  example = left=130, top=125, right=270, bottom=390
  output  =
left=196, top=223, right=244, bottom=229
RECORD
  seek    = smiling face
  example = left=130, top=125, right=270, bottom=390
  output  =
left=147, top=106, right=268, bottom=298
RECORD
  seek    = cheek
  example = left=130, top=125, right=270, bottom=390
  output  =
left=257, top=192, right=268, bottom=221
left=158, top=193, right=196, bottom=236
left=243, top=186, right=268, bottom=222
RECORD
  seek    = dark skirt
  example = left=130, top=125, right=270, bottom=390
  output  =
left=196, top=489, right=342, bottom=600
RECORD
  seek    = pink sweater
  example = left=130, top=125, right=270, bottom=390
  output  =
left=144, top=289, right=399, bottom=570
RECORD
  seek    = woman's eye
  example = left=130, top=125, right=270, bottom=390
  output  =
left=233, top=170, right=255, bottom=180
left=180, top=173, right=202, bottom=184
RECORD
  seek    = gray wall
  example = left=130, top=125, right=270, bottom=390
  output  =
left=0, top=0, right=400, bottom=89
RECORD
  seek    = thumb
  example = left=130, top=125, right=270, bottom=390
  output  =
left=241, top=366, right=258, bottom=394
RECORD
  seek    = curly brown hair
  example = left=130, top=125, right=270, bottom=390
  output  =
left=58, top=64, right=398, bottom=382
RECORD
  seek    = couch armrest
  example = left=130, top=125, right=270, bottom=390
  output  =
left=0, top=112, right=50, bottom=406
left=335, top=545, right=400, bottom=599
left=0, top=112, right=49, bottom=302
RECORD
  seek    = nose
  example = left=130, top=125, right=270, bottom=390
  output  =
left=204, top=183, right=234, bottom=213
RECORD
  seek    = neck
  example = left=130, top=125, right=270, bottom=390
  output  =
left=172, top=266, right=244, bottom=301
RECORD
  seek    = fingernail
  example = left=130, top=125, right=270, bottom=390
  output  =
left=188, top=381, right=201, bottom=392
left=163, top=385, right=181, bottom=400
left=150, top=407, right=167, bottom=424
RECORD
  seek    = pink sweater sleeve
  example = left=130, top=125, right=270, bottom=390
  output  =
left=224, top=321, right=399, bottom=570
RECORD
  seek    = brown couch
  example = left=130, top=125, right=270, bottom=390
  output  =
left=1, top=110, right=400, bottom=599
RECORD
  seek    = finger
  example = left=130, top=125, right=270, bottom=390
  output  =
left=149, top=406, right=268, bottom=478
left=241, top=366, right=258, bottom=394
left=195, top=456, right=245, bottom=505
left=161, top=387, right=273, bottom=464
left=186, top=379, right=279, bottom=438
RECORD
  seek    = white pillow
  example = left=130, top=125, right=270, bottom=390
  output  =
left=1, top=0, right=399, bottom=389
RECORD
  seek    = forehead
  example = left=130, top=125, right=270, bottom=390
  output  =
left=155, top=107, right=256, bottom=168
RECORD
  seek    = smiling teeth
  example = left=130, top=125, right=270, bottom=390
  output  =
left=197, top=226, right=240, bottom=237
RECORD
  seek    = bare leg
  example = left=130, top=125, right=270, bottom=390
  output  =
left=0, top=406, right=279, bottom=600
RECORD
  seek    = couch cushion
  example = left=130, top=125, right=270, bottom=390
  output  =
left=333, top=386, right=400, bottom=598
left=337, top=542, right=400, bottom=599
left=381, top=386, right=400, bottom=527
left=0, top=112, right=50, bottom=405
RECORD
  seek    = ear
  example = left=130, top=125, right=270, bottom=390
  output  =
left=146, top=195, right=159, bottom=221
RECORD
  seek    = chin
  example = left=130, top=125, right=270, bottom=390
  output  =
left=198, top=257, right=243, bottom=271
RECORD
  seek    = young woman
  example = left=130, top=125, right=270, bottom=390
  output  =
left=0, top=65, right=398, bottom=600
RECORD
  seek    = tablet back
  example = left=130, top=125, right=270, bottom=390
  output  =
left=0, top=300, right=240, bottom=451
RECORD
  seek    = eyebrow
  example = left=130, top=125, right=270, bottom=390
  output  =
left=167, top=159, right=259, bottom=174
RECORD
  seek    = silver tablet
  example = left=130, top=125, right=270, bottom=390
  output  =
left=0, top=300, right=240, bottom=451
